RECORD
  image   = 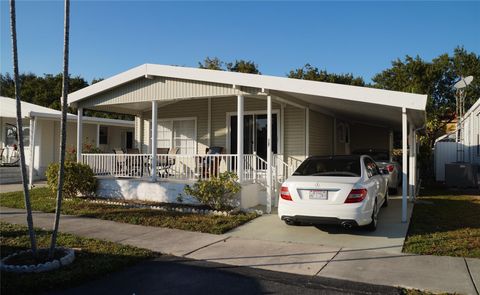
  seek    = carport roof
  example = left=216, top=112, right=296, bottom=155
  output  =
left=68, top=64, right=427, bottom=129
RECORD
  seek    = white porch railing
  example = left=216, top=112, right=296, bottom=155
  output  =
left=81, top=153, right=301, bottom=184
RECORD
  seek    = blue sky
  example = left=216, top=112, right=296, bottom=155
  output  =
left=1, top=1, right=479, bottom=83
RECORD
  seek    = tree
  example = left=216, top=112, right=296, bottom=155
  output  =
left=49, top=0, right=70, bottom=258
left=226, top=60, right=260, bottom=74
left=9, top=0, right=38, bottom=256
left=0, top=73, right=88, bottom=111
left=288, top=64, right=366, bottom=86
left=372, top=47, right=480, bottom=148
left=198, top=57, right=224, bottom=70
left=198, top=57, right=261, bottom=74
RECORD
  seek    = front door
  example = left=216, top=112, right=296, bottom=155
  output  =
left=230, top=114, right=278, bottom=160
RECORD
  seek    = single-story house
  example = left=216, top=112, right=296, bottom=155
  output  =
left=68, top=64, right=427, bottom=222
left=0, top=96, right=134, bottom=184
left=434, top=98, right=480, bottom=183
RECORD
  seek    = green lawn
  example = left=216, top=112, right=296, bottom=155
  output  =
left=0, top=222, right=156, bottom=295
left=0, top=187, right=257, bottom=234
left=403, top=186, right=480, bottom=258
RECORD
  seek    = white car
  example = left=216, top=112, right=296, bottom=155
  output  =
left=278, top=155, right=389, bottom=231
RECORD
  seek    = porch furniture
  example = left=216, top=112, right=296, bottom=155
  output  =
left=0, top=147, right=20, bottom=167
left=112, top=148, right=127, bottom=175
left=197, top=147, right=224, bottom=179
left=155, top=147, right=179, bottom=177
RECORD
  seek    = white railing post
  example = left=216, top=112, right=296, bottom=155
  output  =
left=28, top=116, right=37, bottom=188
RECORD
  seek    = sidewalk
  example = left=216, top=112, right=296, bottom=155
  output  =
left=1, top=206, right=478, bottom=295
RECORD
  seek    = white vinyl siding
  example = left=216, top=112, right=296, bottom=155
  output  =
left=309, top=110, right=333, bottom=156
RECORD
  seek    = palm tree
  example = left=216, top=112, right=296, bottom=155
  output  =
left=9, top=0, right=37, bottom=256
left=49, top=0, right=70, bottom=258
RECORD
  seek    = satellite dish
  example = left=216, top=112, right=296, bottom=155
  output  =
left=454, top=76, right=474, bottom=89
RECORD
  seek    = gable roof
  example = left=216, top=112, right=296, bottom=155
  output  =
left=68, top=64, right=427, bottom=111
left=0, top=96, right=134, bottom=127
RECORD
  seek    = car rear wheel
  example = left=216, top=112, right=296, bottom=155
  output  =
left=365, top=200, right=378, bottom=231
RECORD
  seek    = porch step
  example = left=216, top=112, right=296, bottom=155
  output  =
left=0, top=167, right=22, bottom=184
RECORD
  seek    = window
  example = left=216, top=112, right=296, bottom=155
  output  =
left=156, top=118, right=196, bottom=154
left=4, top=124, right=29, bottom=147
left=337, top=123, right=350, bottom=144
left=99, top=126, right=108, bottom=145
left=293, top=156, right=361, bottom=177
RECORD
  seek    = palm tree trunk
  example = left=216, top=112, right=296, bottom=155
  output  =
left=9, top=0, right=37, bottom=257
left=49, top=0, right=70, bottom=258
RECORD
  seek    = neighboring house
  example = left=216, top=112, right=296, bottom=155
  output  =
left=434, top=98, right=480, bottom=181
left=0, top=96, right=135, bottom=184
left=68, top=64, right=427, bottom=221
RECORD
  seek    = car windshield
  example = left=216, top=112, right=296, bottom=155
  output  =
left=353, top=150, right=389, bottom=161
left=293, top=157, right=361, bottom=177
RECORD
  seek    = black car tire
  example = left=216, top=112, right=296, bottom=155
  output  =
left=382, top=190, right=389, bottom=208
left=365, top=201, right=378, bottom=231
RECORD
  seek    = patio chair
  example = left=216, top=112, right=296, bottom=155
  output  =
left=156, top=147, right=179, bottom=177
left=197, top=147, right=224, bottom=179
left=112, top=148, right=127, bottom=176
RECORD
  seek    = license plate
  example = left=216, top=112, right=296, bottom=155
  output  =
left=308, top=190, right=328, bottom=200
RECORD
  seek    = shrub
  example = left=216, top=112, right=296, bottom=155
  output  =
left=184, top=171, right=241, bottom=211
left=46, top=161, right=97, bottom=198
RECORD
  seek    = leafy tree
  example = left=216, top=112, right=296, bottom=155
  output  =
left=198, top=57, right=224, bottom=70
left=372, top=47, right=480, bottom=148
left=226, top=60, right=260, bottom=74
left=288, top=64, right=366, bottom=86
left=9, top=0, right=38, bottom=257
left=0, top=73, right=88, bottom=111
left=199, top=57, right=261, bottom=74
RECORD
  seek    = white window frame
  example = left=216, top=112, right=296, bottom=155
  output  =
left=151, top=117, right=197, bottom=154
left=225, top=110, right=281, bottom=154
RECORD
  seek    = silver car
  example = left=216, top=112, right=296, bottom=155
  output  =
left=352, top=149, right=401, bottom=194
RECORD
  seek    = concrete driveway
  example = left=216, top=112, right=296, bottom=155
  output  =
left=229, top=196, right=413, bottom=253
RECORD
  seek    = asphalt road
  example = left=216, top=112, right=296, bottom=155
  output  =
left=48, top=256, right=402, bottom=295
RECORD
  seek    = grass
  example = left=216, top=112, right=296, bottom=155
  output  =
left=403, top=184, right=480, bottom=258
left=0, top=187, right=257, bottom=234
left=0, top=222, right=156, bottom=295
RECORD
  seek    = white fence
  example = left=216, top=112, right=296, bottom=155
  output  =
left=81, top=153, right=301, bottom=184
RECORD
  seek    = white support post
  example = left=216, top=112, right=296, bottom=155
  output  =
left=76, top=107, right=83, bottom=163
left=96, top=124, right=100, bottom=148
left=305, top=108, right=310, bottom=158
left=151, top=101, right=158, bottom=181
left=139, top=114, right=144, bottom=153
left=266, top=95, right=273, bottom=214
left=333, top=117, right=337, bottom=155
left=28, top=117, right=37, bottom=188
left=412, top=130, right=417, bottom=200
left=408, top=124, right=414, bottom=202
left=207, top=97, right=212, bottom=148
left=389, top=130, right=394, bottom=162
left=401, top=108, right=408, bottom=223
left=280, top=103, right=285, bottom=156
left=237, top=95, right=244, bottom=182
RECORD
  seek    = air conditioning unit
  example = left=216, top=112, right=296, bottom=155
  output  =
left=445, top=163, right=479, bottom=188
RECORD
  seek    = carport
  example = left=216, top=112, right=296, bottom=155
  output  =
left=68, top=64, right=427, bottom=222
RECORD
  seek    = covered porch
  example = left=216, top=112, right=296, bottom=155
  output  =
left=69, top=64, right=427, bottom=221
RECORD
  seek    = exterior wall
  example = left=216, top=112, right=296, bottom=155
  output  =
left=41, top=119, right=133, bottom=179
left=462, top=100, right=480, bottom=164
left=349, top=122, right=390, bottom=152
left=308, top=110, right=334, bottom=156
left=284, top=106, right=306, bottom=163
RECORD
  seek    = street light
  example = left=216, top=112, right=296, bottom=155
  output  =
left=453, top=75, right=474, bottom=162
